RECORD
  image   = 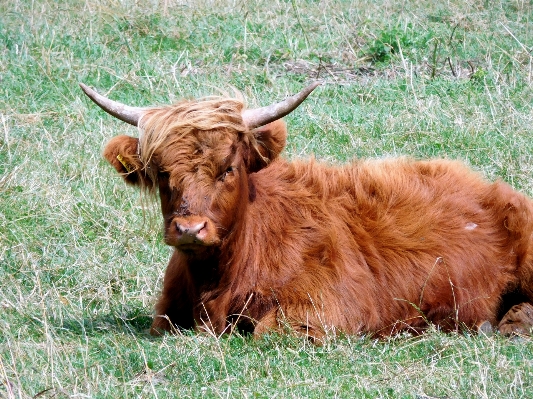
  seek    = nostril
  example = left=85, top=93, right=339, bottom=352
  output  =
left=189, top=221, right=206, bottom=235
left=175, top=220, right=207, bottom=242
left=176, top=224, right=186, bottom=235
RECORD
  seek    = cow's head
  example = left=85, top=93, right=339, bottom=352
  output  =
left=81, top=83, right=319, bottom=256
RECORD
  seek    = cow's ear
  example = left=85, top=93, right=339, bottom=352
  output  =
left=247, top=119, right=287, bottom=172
left=103, top=135, right=151, bottom=187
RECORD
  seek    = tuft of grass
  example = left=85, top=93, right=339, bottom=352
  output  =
left=365, top=23, right=434, bottom=64
left=1, top=0, right=533, bottom=397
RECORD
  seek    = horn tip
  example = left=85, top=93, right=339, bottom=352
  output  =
left=300, top=81, right=322, bottom=98
left=307, top=81, right=323, bottom=91
left=79, top=82, right=98, bottom=99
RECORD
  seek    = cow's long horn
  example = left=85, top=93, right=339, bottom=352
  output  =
left=242, top=82, right=321, bottom=128
left=79, top=83, right=145, bottom=127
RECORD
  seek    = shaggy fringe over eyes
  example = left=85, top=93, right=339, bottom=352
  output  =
left=136, top=95, right=266, bottom=190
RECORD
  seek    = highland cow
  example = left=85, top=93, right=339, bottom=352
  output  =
left=81, top=82, right=533, bottom=339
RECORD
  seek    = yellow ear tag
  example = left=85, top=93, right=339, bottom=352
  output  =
left=116, top=154, right=134, bottom=173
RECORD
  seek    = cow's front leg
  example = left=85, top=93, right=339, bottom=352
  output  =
left=151, top=292, right=194, bottom=335
left=150, top=253, right=195, bottom=335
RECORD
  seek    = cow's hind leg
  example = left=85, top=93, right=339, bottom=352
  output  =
left=498, top=226, right=533, bottom=335
left=494, top=190, right=533, bottom=336
left=497, top=302, right=533, bottom=336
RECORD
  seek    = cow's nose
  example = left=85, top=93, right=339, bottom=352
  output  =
left=176, top=221, right=207, bottom=244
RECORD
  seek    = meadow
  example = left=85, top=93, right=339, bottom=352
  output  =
left=1, top=0, right=533, bottom=397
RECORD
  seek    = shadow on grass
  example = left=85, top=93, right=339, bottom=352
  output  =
left=54, top=305, right=154, bottom=337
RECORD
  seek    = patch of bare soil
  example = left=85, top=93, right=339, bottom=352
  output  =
left=283, top=58, right=482, bottom=84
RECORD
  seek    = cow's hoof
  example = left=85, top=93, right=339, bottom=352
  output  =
left=497, top=302, right=533, bottom=336
left=476, top=320, right=493, bottom=336
left=150, top=316, right=172, bottom=336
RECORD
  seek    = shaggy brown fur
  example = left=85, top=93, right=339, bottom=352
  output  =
left=102, top=96, right=533, bottom=339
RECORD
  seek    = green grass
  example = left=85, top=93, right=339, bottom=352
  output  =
left=2, top=0, right=533, bottom=397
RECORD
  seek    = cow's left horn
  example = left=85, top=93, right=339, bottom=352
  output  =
left=242, top=82, right=321, bottom=129
left=79, top=83, right=145, bottom=127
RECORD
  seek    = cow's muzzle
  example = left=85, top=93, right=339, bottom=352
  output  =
left=166, top=215, right=221, bottom=248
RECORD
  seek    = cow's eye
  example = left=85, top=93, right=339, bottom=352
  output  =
left=219, top=166, right=235, bottom=182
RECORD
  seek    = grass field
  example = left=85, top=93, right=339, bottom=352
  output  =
left=2, top=0, right=533, bottom=397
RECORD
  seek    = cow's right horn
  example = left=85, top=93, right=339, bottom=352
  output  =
left=79, top=83, right=145, bottom=127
